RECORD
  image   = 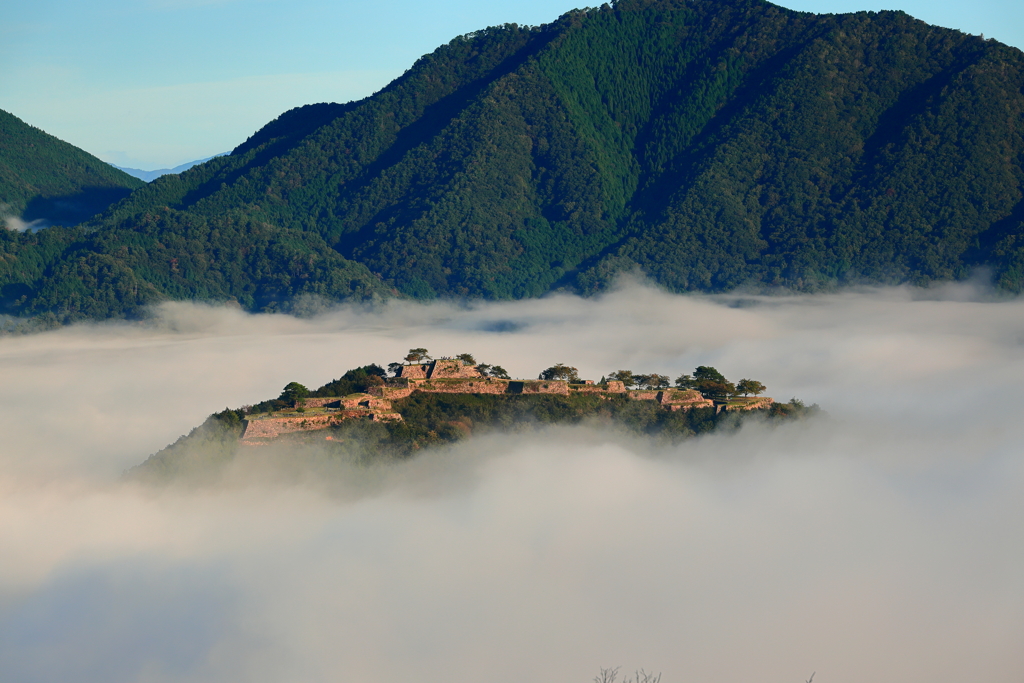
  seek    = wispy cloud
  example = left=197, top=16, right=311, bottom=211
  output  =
left=1, top=204, right=48, bottom=232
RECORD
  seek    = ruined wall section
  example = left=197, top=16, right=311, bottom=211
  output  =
left=243, top=413, right=341, bottom=439
left=378, top=385, right=415, bottom=399
left=570, top=381, right=626, bottom=394
left=397, top=364, right=428, bottom=379
left=516, top=380, right=570, bottom=396
left=659, top=389, right=714, bottom=410
left=416, top=378, right=510, bottom=394
left=628, top=390, right=660, bottom=401
left=302, top=397, right=343, bottom=408
left=428, top=359, right=482, bottom=379
left=725, top=397, right=774, bottom=411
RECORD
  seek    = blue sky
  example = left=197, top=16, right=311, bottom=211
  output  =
left=2, top=0, right=1021, bottom=169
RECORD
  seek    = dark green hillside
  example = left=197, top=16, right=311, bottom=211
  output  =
left=0, top=210, right=393, bottom=322
left=6, top=0, right=1024, bottom=323
left=0, top=109, right=145, bottom=225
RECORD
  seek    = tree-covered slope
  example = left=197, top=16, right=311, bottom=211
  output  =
left=0, top=209, right=393, bottom=322
left=6, top=0, right=1024, bottom=323
left=0, top=109, right=145, bottom=225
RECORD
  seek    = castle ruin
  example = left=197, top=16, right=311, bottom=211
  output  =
left=240, top=357, right=771, bottom=444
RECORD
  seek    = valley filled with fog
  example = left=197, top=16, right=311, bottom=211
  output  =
left=0, top=281, right=1021, bottom=683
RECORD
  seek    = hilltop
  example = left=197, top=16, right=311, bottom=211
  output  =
left=0, top=108, right=144, bottom=227
left=129, top=350, right=814, bottom=482
left=6, top=0, right=1024, bottom=324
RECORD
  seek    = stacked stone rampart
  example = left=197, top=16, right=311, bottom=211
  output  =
left=378, top=385, right=415, bottom=399
left=516, top=380, right=570, bottom=396
left=658, top=389, right=714, bottom=410
left=302, top=397, right=343, bottom=408
left=429, top=359, right=482, bottom=379
left=243, top=413, right=339, bottom=439
left=570, top=381, right=625, bottom=394
left=658, top=389, right=703, bottom=403
left=725, top=397, right=774, bottom=411
left=416, top=378, right=509, bottom=394
left=628, top=390, right=660, bottom=401
left=397, top=364, right=428, bottom=379
left=338, top=394, right=394, bottom=410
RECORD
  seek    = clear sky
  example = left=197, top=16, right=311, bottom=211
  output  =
left=2, top=0, right=1021, bottom=170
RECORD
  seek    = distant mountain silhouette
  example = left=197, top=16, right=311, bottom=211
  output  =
left=115, top=154, right=229, bottom=182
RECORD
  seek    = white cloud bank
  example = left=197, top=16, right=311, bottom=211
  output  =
left=0, top=282, right=1021, bottom=682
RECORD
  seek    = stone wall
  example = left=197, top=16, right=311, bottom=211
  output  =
left=302, top=397, right=342, bottom=408
left=378, top=385, right=415, bottom=399
left=428, top=359, right=482, bottom=379
left=628, top=390, right=660, bottom=401
left=243, top=413, right=340, bottom=439
left=658, top=389, right=715, bottom=410
left=515, top=380, right=570, bottom=396
left=417, top=378, right=510, bottom=394
left=571, top=381, right=625, bottom=394
left=726, top=397, right=774, bottom=411
left=659, top=389, right=713, bottom=406
left=397, top=364, right=428, bottom=379
left=338, top=394, right=393, bottom=410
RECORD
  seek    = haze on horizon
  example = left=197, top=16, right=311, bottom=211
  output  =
left=2, top=0, right=1022, bottom=169
left=0, top=282, right=1021, bottom=682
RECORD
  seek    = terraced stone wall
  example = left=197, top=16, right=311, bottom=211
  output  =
left=429, top=359, right=483, bottom=379
left=302, top=397, right=343, bottom=408
left=417, top=378, right=509, bottom=394
left=243, top=414, right=338, bottom=438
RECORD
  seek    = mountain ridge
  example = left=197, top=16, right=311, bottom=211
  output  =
left=114, top=154, right=230, bottom=183
left=4, top=0, right=1024, bottom=324
left=0, top=108, right=145, bottom=228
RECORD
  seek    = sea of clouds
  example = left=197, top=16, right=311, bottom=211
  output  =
left=0, top=281, right=1021, bottom=683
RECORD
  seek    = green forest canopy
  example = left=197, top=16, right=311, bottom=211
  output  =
left=5, top=0, right=1024, bottom=326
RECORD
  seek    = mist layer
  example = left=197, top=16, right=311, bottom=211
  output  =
left=1, top=282, right=1021, bottom=682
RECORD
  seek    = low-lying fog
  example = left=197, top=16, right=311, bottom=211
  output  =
left=0, top=282, right=1021, bottom=682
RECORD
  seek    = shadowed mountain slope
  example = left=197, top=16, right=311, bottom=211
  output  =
left=0, top=109, right=145, bottom=226
left=4, top=0, right=1024, bottom=323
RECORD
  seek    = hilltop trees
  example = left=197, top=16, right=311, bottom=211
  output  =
left=391, top=349, right=510, bottom=379
left=405, top=348, right=431, bottom=363
left=279, top=382, right=309, bottom=405
left=607, top=371, right=670, bottom=389
left=539, top=363, right=581, bottom=383
left=736, top=379, right=766, bottom=397
left=676, top=366, right=765, bottom=399
left=360, top=350, right=765, bottom=401
left=608, top=370, right=637, bottom=387
left=636, top=374, right=670, bottom=390
left=476, top=364, right=511, bottom=379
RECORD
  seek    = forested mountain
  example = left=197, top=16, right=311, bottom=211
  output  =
left=0, top=109, right=145, bottom=226
left=4, top=0, right=1024, bottom=324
